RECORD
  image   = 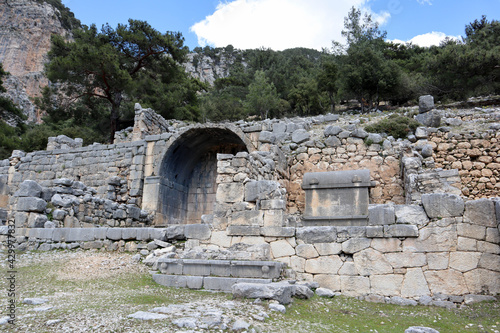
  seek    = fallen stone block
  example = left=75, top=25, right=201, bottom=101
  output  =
left=232, top=282, right=294, bottom=304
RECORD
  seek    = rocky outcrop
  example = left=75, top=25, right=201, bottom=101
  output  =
left=0, top=0, right=71, bottom=122
left=184, top=51, right=238, bottom=86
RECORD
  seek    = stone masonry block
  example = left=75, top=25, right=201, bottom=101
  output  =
left=395, top=205, right=429, bottom=226
left=228, top=225, right=261, bottom=236
left=185, top=224, right=211, bottom=240
left=260, top=200, right=286, bottom=210
left=230, top=210, right=264, bottom=226
left=14, top=180, right=42, bottom=198
left=106, top=228, right=122, bottom=240
left=421, top=193, right=464, bottom=218
left=384, top=225, right=419, bottom=238
left=216, top=183, right=244, bottom=203
left=368, top=205, right=395, bottom=225
left=366, top=226, right=384, bottom=238
left=296, top=227, right=337, bottom=244
left=245, top=180, right=280, bottom=202
left=260, top=227, right=295, bottom=237
left=464, top=199, right=496, bottom=228
left=16, top=197, right=47, bottom=213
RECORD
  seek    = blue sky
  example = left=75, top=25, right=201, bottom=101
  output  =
left=61, top=0, right=499, bottom=51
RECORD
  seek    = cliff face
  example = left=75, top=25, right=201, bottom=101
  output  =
left=0, top=0, right=70, bottom=122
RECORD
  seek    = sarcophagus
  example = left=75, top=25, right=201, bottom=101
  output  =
left=301, top=169, right=374, bottom=226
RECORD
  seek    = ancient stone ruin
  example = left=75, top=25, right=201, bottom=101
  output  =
left=0, top=103, right=499, bottom=306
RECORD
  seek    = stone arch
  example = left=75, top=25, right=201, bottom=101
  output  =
left=156, top=126, right=251, bottom=225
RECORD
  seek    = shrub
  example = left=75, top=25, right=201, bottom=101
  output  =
left=364, top=114, right=420, bottom=139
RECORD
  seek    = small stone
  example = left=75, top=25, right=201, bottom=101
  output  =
left=316, top=288, right=335, bottom=298
left=231, top=319, right=250, bottom=331
left=46, top=319, right=62, bottom=326
left=269, top=303, right=286, bottom=313
left=23, top=298, right=49, bottom=305
left=128, top=311, right=168, bottom=320
left=405, top=327, right=440, bottom=333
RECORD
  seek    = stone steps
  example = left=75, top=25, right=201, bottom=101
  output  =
left=153, top=258, right=284, bottom=292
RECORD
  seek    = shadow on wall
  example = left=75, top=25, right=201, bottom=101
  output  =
left=158, top=128, right=248, bottom=225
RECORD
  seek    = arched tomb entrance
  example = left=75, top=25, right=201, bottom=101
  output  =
left=156, top=127, right=249, bottom=224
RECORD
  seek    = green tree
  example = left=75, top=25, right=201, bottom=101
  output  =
left=45, top=19, right=188, bottom=141
left=339, top=7, right=401, bottom=111
left=244, top=70, right=280, bottom=119
left=317, top=58, right=339, bottom=112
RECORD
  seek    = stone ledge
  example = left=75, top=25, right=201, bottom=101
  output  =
left=16, top=227, right=169, bottom=242
left=152, top=274, right=272, bottom=292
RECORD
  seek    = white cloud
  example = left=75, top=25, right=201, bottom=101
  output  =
left=416, top=0, right=432, bottom=5
left=190, top=0, right=390, bottom=51
left=391, top=32, right=461, bottom=48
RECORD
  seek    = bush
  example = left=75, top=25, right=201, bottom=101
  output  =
left=364, top=114, right=420, bottom=139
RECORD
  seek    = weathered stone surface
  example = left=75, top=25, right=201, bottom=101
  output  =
left=464, top=269, right=500, bottom=294
left=128, top=311, right=168, bottom=320
left=295, top=244, right=319, bottom=259
left=424, top=270, right=469, bottom=295
left=340, top=276, right=370, bottom=296
left=464, top=294, right=497, bottom=305
left=342, top=238, right=371, bottom=254
left=416, top=110, right=441, bottom=127
left=478, top=253, right=500, bottom=272
left=23, top=298, right=48, bottom=305
left=296, top=227, right=336, bottom=243
left=384, top=224, right=419, bottom=238
left=216, top=183, right=244, bottom=203
left=165, top=225, right=185, bottom=240
left=353, top=249, right=393, bottom=276
left=405, top=326, right=440, bottom=333
left=232, top=282, right=294, bottom=304
left=426, top=253, right=449, bottom=270
left=457, top=223, right=486, bottom=240
left=404, top=225, right=457, bottom=252
left=370, top=274, right=403, bottom=296
left=418, top=95, right=434, bottom=113
left=389, top=296, right=418, bottom=306
left=14, top=180, right=42, bottom=197
left=464, top=199, right=496, bottom=227
left=291, top=129, right=310, bottom=144
left=184, top=224, right=211, bottom=240
left=421, top=193, right=464, bottom=218
left=366, top=226, right=384, bottom=238
left=313, top=274, right=340, bottom=291
left=230, top=210, right=264, bottom=226
left=324, top=125, right=342, bottom=137
left=313, top=242, right=342, bottom=255
left=369, top=204, right=395, bottom=225
left=351, top=128, right=368, bottom=139
left=305, top=256, right=343, bottom=274
left=449, top=252, right=481, bottom=272
left=325, top=136, right=341, bottom=147
left=385, top=252, right=427, bottom=268
left=244, top=180, right=279, bottom=202
left=292, top=284, right=314, bottom=299
left=395, top=205, right=429, bottom=226
left=401, top=268, right=431, bottom=298
left=316, top=287, right=335, bottom=298
left=270, top=239, right=295, bottom=258
left=16, top=197, right=47, bottom=212
left=370, top=238, right=402, bottom=253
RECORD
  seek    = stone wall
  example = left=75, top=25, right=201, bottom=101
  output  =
left=187, top=193, right=500, bottom=298
left=428, top=130, right=500, bottom=199
left=1, top=106, right=499, bottom=299
left=1, top=140, right=147, bottom=205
